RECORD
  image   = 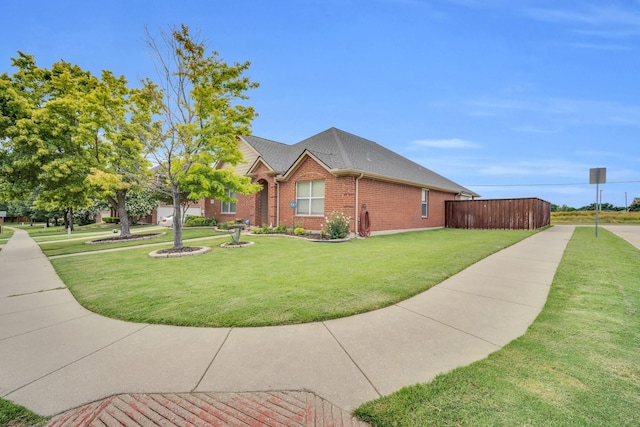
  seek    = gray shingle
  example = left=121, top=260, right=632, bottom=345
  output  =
left=242, top=135, right=295, bottom=172
left=244, top=128, right=479, bottom=197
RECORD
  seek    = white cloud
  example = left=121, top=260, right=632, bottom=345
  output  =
left=511, top=125, right=562, bottom=134
left=527, top=5, right=640, bottom=28
left=412, top=138, right=481, bottom=149
left=560, top=42, right=632, bottom=50
left=478, top=159, right=590, bottom=179
left=575, top=150, right=623, bottom=159
left=461, top=97, right=640, bottom=128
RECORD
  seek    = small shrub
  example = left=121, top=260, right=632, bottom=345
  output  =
left=252, top=226, right=272, bottom=234
left=323, top=211, right=351, bottom=239
left=184, top=216, right=217, bottom=227
left=294, top=227, right=306, bottom=236
left=102, top=216, right=120, bottom=224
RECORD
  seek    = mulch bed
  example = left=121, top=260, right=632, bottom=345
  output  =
left=86, top=233, right=165, bottom=244
left=154, top=246, right=203, bottom=254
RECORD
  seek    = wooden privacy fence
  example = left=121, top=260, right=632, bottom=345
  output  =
left=445, top=198, right=551, bottom=230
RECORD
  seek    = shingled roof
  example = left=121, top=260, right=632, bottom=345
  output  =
left=244, top=127, right=479, bottom=197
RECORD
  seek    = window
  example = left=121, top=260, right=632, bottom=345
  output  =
left=222, top=189, right=236, bottom=214
left=422, top=189, right=429, bottom=217
left=296, top=180, right=325, bottom=216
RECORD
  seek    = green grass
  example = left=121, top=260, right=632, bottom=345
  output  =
left=354, top=227, right=640, bottom=426
left=40, top=228, right=225, bottom=256
left=0, top=227, right=14, bottom=244
left=0, top=398, right=46, bottom=427
left=51, top=229, right=535, bottom=327
left=10, top=222, right=121, bottom=236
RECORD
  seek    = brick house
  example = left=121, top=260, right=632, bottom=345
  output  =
left=206, top=127, right=479, bottom=235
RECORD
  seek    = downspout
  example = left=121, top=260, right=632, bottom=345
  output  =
left=274, top=179, right=280, bottom=226
left=355, top=173, right=364, bottom=236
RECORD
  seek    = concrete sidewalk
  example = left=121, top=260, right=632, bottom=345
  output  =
left=603, top=224, right=640, bottom=250
left=1, top=225, right=575, bottom=422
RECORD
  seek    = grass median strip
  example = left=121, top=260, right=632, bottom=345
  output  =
left=50, top=228, right=534, bottom=327
left=354, top=227, right=640, bottom=426
left=0, top=398, right=46, bottom=427
left=40, top=228, right=224, bottom=257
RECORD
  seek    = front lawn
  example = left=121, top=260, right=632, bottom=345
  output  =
left=0, top=398, right=46, bottom=427
left=11, top=222, right=121, bottom=236
left=0, top=227, right=14, bottom=244
left=354, top=227, right=640, bottom=426
left=51, top=229, right=535, bottom=327
left=40, top=228, right=225, bottom=257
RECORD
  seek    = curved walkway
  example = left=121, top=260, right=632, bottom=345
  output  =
left=1, top=226, right=575, bottom=422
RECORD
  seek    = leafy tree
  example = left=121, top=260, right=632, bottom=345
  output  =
left=629, top=202, right=640, bottom=212
left=599, top=202, right=616, bottom=211
left=579, top=203, right=597, bottom=211
left=124, top=188, right=159, bottom=224
left=86, top=71, right=158, bottom=237
left=553, top=204, right=576, bottom=212
left=1, top=53, right=157, bottom=235
left=143, top=25, right=261, bottom=249
left=0, top=53, right=97, bottom=230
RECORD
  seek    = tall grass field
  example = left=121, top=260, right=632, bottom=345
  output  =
left=552, top=211, right=640, bottom=224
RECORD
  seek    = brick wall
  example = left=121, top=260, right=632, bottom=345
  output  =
left=206, top=155, right=459, bottom=233
left=206, top=162, right=277, bottom=227
left=276, top=157, right=359, bottom=231
left=357, top=179, right=455, bottom=231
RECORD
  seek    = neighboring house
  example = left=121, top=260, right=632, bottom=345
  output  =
left=205, top=127, right=479, bottom=235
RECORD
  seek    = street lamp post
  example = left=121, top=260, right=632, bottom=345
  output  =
left=590, top=168, right=606, bottom=238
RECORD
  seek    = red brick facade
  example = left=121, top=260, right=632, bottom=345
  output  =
left=357, top=179, right=455, bottom=231
left=207, top=154, right=460, bottom=234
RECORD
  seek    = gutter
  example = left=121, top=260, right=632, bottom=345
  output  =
left=355, top=173, right=364, bottom=236
left=275, top=179, right=280, bottom=226
left=331, top=168, right=478, bottom=197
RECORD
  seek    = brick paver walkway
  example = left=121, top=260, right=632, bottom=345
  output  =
left=46, top=391, right=371, bottom=427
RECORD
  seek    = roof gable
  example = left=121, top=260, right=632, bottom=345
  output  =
left=241, top=128, right=479, bottom=197
left=240, top=135, right=294, bottom=173
left=280, top=149, right=332, bottom=180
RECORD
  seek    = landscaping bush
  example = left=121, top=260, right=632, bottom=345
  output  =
left=102, top=216, right=120, bottom=224
left=252, top=224, right=291, bottom=235
left=323, top=211, right=351, bottom=239
left=184, top=216, right=217, bottom=227
left=252, top=225, right=273, bottom=234
left=294, top=227, right=306, bottom=235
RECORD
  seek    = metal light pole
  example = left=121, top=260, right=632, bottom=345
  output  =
left=590, top=168, right=606, bottom=238
left=600, top=189, right=603, bottom=211
left=595, top=184, right=600, bottom=237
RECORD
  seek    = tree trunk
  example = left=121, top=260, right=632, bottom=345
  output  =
left=66, top=207, right=74, bottom=231
left=115, top=191, right=132, bottom=237
left=107, top=192, right=132, bottom=237
left=172, top=188, right=183, bottom=249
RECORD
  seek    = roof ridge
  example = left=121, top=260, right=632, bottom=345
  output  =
left=243, top=134, right=289, bottom=146
left=330, top=128, right=353, bottom=169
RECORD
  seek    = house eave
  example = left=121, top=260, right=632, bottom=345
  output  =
left=331, top=169, right=477, bottom=196
left=278, top=150, right=332, bottom=181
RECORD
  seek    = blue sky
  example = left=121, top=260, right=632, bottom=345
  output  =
left=2, top=0, right=639, bottom=208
